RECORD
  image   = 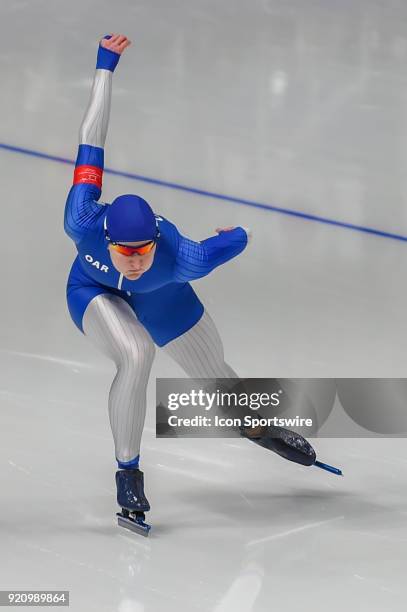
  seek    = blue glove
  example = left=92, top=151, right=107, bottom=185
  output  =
left=96, top=35, right=121, bottom=72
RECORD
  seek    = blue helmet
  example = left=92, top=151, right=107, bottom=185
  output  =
left=104, top=194, right=158, bottom=243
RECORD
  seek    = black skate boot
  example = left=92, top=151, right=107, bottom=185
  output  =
left=116, top=469, right=151, bottom=536
left=240, top=423, right=316, bottom=466
left=240, top=423, right=342, bottom=475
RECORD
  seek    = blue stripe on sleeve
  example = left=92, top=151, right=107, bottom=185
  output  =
left=64, top=183, right=105, bottom=244
left=75, top=144, right=104, bottom=169
left=64, top=143, right=105, bottom=244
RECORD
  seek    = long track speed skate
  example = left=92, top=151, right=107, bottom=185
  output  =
left=241, top=424, right=342, bottom=475
left=116, top=469, right=151, bottom=536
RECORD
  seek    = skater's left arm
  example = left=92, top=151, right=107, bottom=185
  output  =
left=174, top=226, right=251, bottom=282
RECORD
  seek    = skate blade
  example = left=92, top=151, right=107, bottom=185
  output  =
left=117, top=512, right=151, bottom=536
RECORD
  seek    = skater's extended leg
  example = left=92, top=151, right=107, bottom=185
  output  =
left=162, top=310, right=237, bottom=378
left=163, top=310, right=317, bottom=467
left=82, top=293, right=156, bottom=467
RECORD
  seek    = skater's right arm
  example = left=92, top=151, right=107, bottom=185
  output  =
left=64, top=34, right=131, bottom=244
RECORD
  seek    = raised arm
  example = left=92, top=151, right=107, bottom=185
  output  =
left=174, top=226, right=251, bottom=283
left=64, top=34, right=131, bottom=244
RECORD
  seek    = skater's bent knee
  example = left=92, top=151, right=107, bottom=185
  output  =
left=116, top=337, right=155, bottom=368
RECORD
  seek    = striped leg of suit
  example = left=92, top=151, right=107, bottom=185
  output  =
left=82, top=293, right=156, bottom=467
left=162, top=310, right=238, bottom=378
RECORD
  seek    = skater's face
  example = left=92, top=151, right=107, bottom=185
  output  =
left=108, top=240, right=157, bottom=280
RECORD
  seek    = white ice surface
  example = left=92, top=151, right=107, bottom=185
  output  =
left=1, top=1, right=407, bottom=610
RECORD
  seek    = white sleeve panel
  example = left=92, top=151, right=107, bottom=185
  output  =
left=79, top=69, right=113, bottom=148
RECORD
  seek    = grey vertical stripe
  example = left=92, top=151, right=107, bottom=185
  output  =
left=82, top=294, right=155, bottom=463
left=163, top=311, right=238, bottom=379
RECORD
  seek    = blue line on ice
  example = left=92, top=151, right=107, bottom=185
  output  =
left=1, top=142, right=407, bottom=243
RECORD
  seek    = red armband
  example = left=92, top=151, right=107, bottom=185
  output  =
left=73, top=165, right=103, bottom=188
